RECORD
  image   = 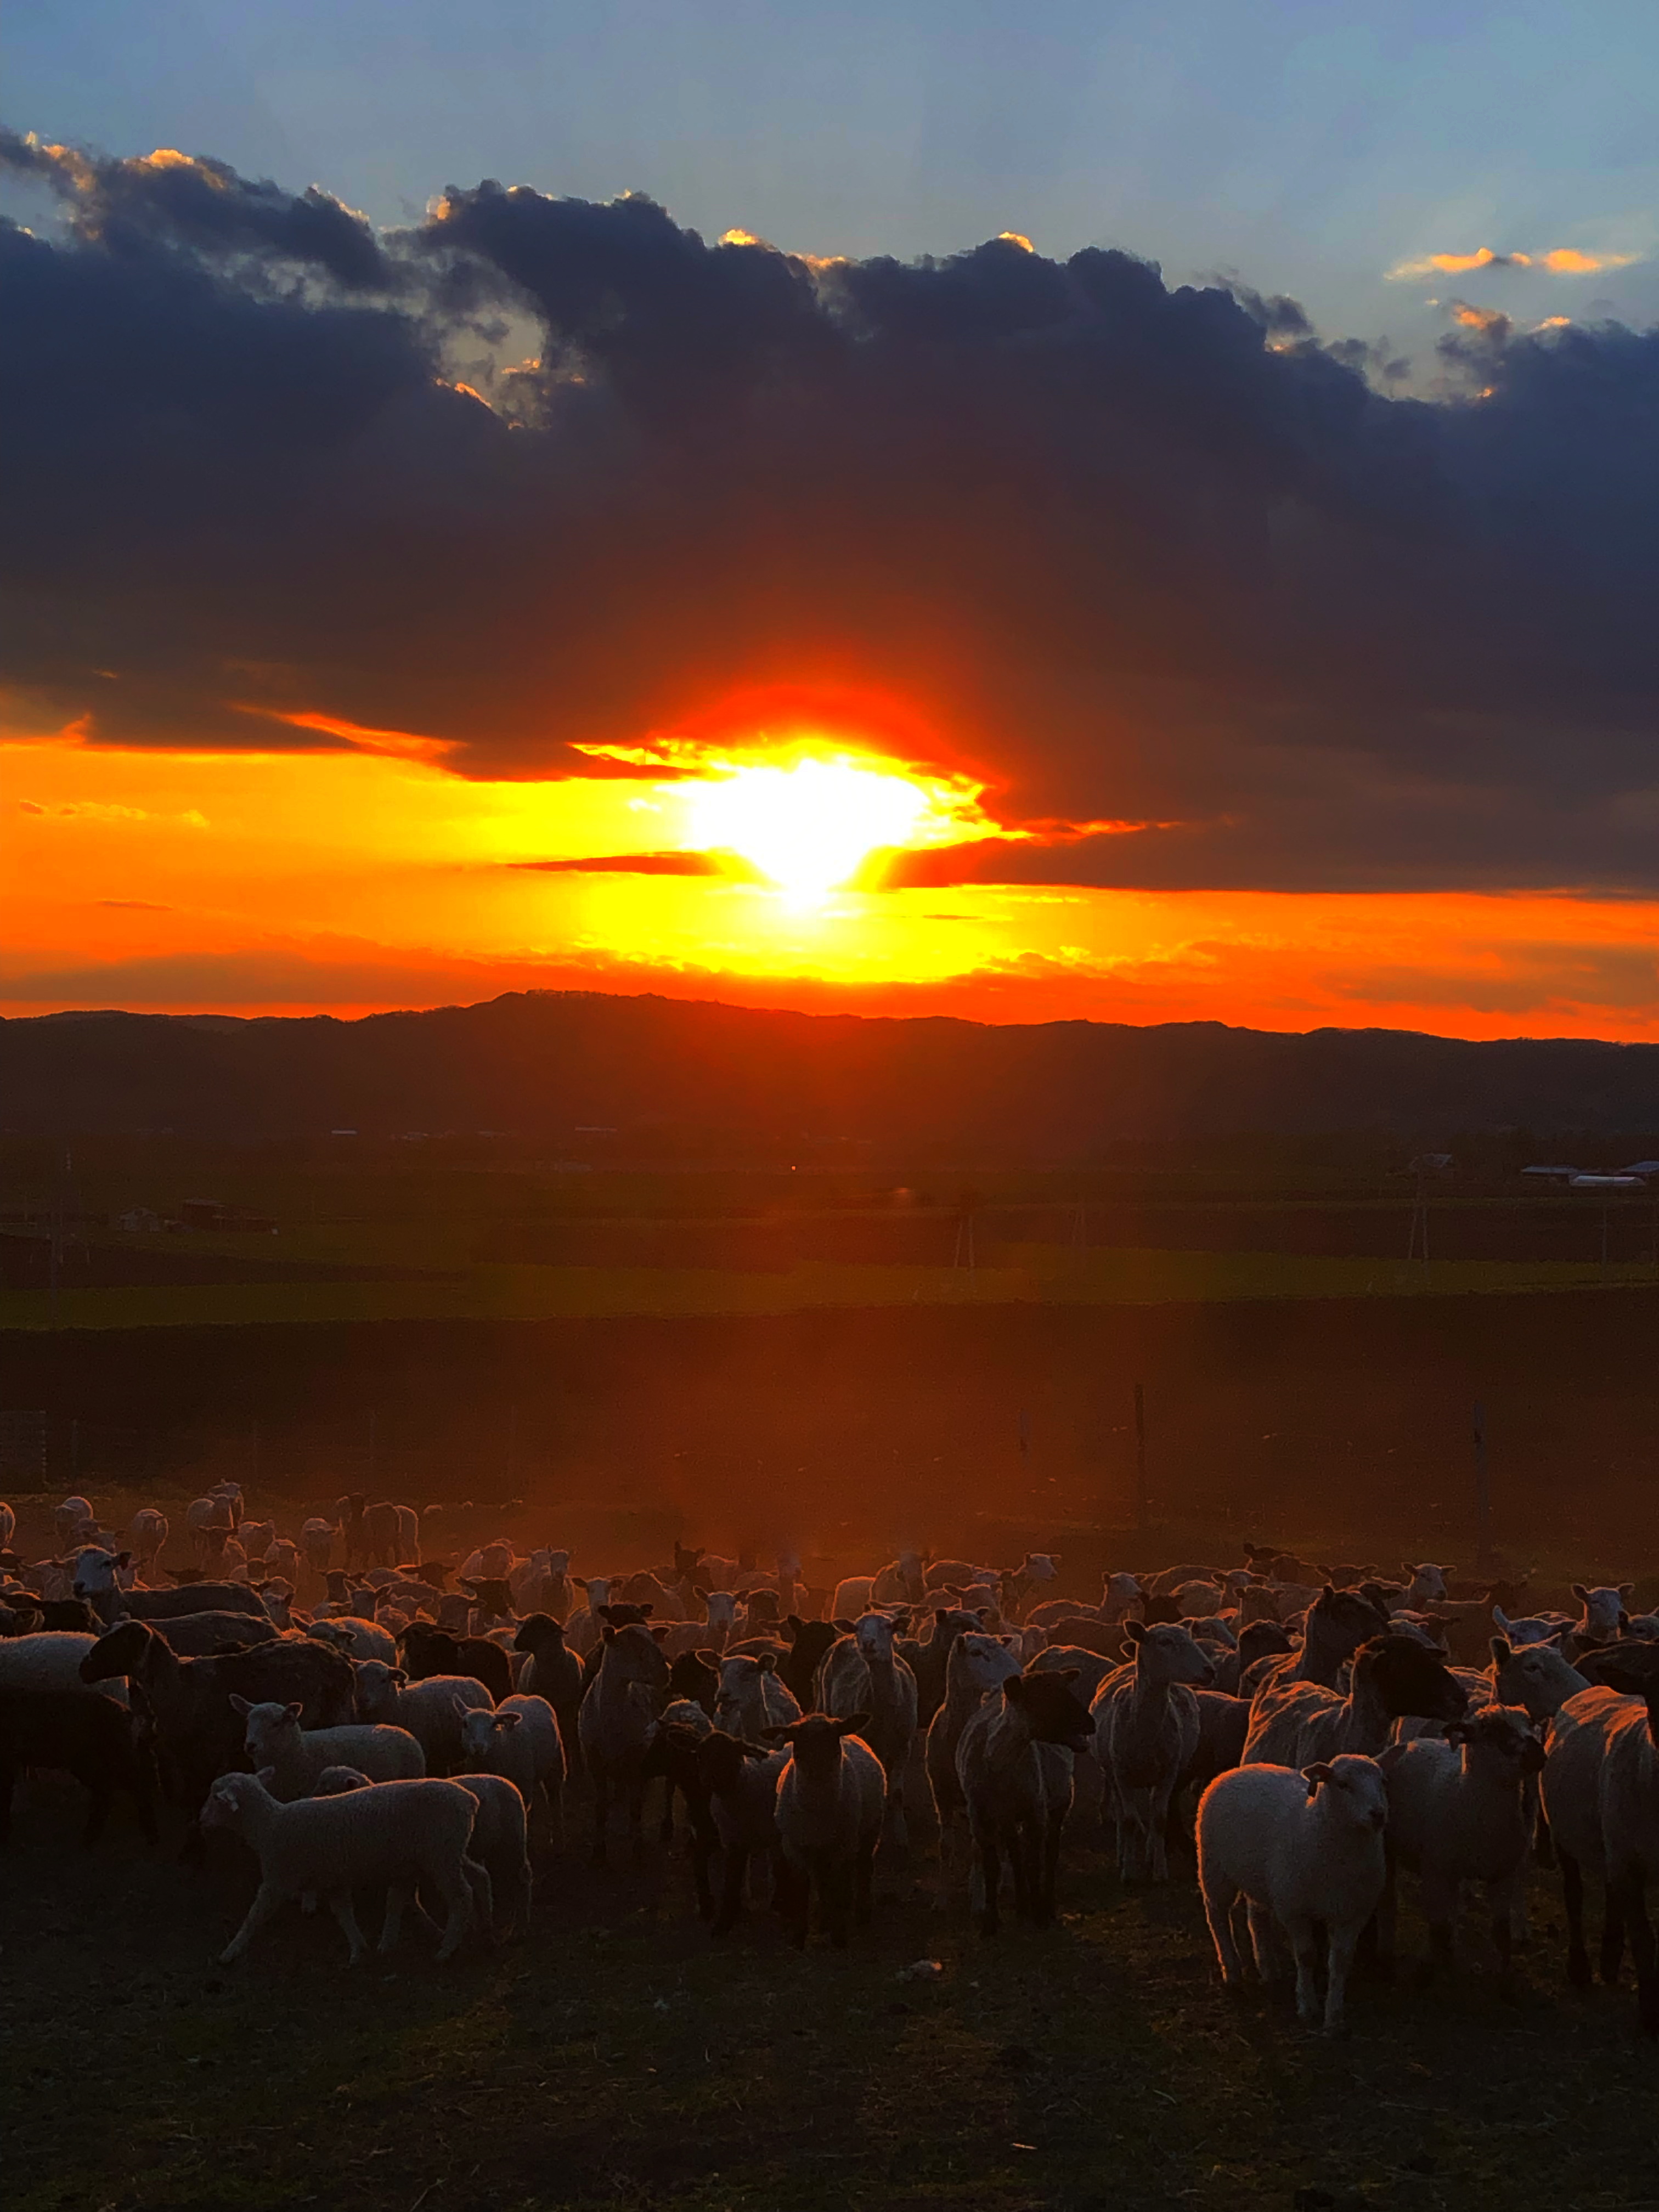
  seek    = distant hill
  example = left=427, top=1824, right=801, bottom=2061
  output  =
left=3, top=994, right=1656, bottom=1154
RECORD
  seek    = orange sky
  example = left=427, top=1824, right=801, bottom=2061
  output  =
left=4, top=732, right=1657, bottom=1039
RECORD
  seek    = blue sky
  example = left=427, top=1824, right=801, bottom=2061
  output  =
left=7, top=0, right=1657, bottom=354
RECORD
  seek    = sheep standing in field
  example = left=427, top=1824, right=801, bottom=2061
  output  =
left=1543, top=1681, right=1659, bottom=2022
left=512, top=1614, right=583, bottom=1774
left=126, top=1510, right=168, bottom=1581
left=1596, top=1680, right=1659, bottom=2034
left=1244, top=1634, right=1468, bottom=1767
left=1380, top=1704, right=1545, bottom=1995
left=579, top=1620, right=669, bottom=1864
left=352, top=1661, right=492, bottom=1775
left=54, top=1496, right=96, bottom=1551
left=1197, top=1753, right=1395, bottom=2034
left=714, top=1652, right=802, bottom=1746
left=816, top=1612, right=919, bottom=1849
left=233, top=1695, right=426, bottom=1800
left=1, top=1632, right=129, bottom=1705
left=768, top=1712, right=885, bottom=1949
left=1094, top=1622, right=1216, bottom=1881
left=696, top=1726, right=791, bottom=1934
left=455, top=1691, right=565, bottom=1852
left=0, top=1687, right=158, bottom=1844
left=0, top=1503, right=15, bottom=1554
left=899, top=1607, right=984, bottom=1729
left=956, top=1669, right=1095, bottom=1934
left=927, top=1631, right=1023, bottom=1899
left=299, top=1517, right=336, bottom=1583
left=1240, top=1585, right=1389, bottom=1700
left=202, top=1769, right=484, bottom=1965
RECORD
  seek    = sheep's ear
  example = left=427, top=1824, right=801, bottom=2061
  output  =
left=638, top=1604, right=654, bottom=1619
left=693, top=1647, right=722, bottom=1668
left=229, top=1692, right=251, bottom=1716
left=1571, top=1582, right=1589, bottom=1601
left=284, top=1701, right=303, bottom=1722
left=832, top=1617, right=856, bottom=1635
left=391, top=1667, right=407, bottom=1685
left=451, top=1695, right=470, bottom=1717
left=1374, top=1743, right=1409, bottom=1775
left=1124, top=1621, right=1147, bottom=1645
left=832, top=1713, right=870, bottom=1736
left=1620, top=1583, right=1636, bottom=1596
left=1491, top=1635, right=1513, bottom=1663
left=254, top=1765, right=278, bottom=1787
left=496, top=1711, right=522, bottom=1730
left=1053, top=1667, right=1081, bottom=1685
left=757, top=1651, right=777, bottom=1673
left=649, top=1624, right=671, bottom=1642
left=1492, top=1606, right=1511, bottom=1629
left=761, top=1723, right=795, bottom=1742
left=1301, top=1762, right=1335, bottom=1794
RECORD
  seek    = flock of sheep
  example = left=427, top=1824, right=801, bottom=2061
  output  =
left=2, top=1484, right=1657, bottom=2039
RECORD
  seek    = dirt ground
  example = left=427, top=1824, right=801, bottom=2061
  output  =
left=4, top=1745, right=1657, bottom=2212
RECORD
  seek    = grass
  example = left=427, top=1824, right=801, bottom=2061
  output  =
left=4, top=1767, right=1657, bottom=2212
left=5, top=1245, right=1657, bottom=1330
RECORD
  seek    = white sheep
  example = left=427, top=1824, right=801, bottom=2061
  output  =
left=54, top=1495, right=95, bottom=1550
left=1197, top=1753, right=1395, bottom=2034
left=232, top=1696, right=426, bottom=1800
left=714, top=1652, right=802, bottom=1746
left=1596, top=1680, right=1659, bottom=2033
left=1543, top=1684, right=1645, bottom=1994
left=126, top=1509, right=168, bottom=1578
left=1380, top=1704, right=1545, bottom=1994
left=299, top=1518, right=336, bottom=1578
left=303, top=1615, right=398, bottom=1664
left=0, top=1631, right=127, bottom=1705
left=454, top=1692, right=565, bottom=1850
left=816, top=1613, right=918, bottom=1847
left=201, top=1769, right=484, bottom=1965
left=1571, top=1582, right=1634, bottom=1648
left=1093, top=1622, right=1216, bottom=1881
left=927, top=1631, right=1023, bottom=1899
left=353, top=1661, right=493, bottom=1773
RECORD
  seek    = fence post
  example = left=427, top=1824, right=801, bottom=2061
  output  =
left=1473, top=1400, right=1492, bottom=1572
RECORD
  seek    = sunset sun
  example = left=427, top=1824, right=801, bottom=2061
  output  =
left=682, top=754, right=939, bottom=906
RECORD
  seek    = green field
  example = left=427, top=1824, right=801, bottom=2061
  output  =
left=8, top=1243, right=1659, bottom=1331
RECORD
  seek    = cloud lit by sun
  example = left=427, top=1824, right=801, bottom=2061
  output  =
left=679, top=751, right=985, bottom=907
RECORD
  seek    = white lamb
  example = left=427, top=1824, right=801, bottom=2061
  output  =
left=232, top=1696, right=426, bottom=1800
left=454, top=1692, right=565, bottom=1850
left=1380, top=1704, right=1545, bottom=1995
left=353, top=1660, right=493, bottom=1773
left=201, top=1769, right=484, bottom=1965
left=1197, top=1753, right=1395, bottom=2034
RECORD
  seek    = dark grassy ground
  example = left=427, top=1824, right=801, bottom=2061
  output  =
left=4, top=1758, right=1657, bottom=2212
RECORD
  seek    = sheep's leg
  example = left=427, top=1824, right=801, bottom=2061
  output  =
left=978, top=1836, right=1002, bottom=1937
left=1600, top=1879, right=1627, bottom=1987
left=220, top=1881, right=285, bottom=1963
left=328, top=1891, right=369, bottom=1965
left=691, top=1823, right=718, bottom=1922
left=463, top=1857, right=494, bottom=1937
left=1373, top=1863, right=1397, bottom=1982
left=1489, top=1879, right=1518, bottom=2001
left=826, top=1862, right=854, bottom=1949
left=1285, top=1915, right=1322, bottom=2025
left=1617, top=1871, right=1658, bottom=2036
left=433, top=1866, right=473, bottom=1961
left=590, top=1765, right=611, bottom=1868
left=543, top=1772, right=565, bottom=1857
left=1202, top=1878, right=1246, bottom=1988
left=854, top=1838, right=877, bottom=1928
left=1323, top=1920, right=1361, bottom=2036
left=1039, top=1812, right=1065, bottom=1926
left=1560, top=1852, right=1592, bottom=1987
left=1148, top=1781, right=1174, bottom=1882
left=1533, top=1803, right=1554, bottom=1867
left=714, top=1845, right=748, bottom=1936
left=885, top=1762, right=909, bottom=1853
left=658, top=1775, right=676, bottom=1846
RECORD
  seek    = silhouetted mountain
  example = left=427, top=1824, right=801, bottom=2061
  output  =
left=3, top=994, right=1655, bottom=1155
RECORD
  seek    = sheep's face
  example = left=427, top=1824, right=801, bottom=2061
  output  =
left=1449, top=1704, right=1546, bottom=1774
left=70, top=1545, right=122, bottom=1598
left=955, top=1633, right=1022, bottom=1694
left=1303, top=1754, right=1390, bottom=1830
left=854, top=1613, right=899, bottom=1663
left=239, top=1700, right=303, bottom=1764
left=1125, top=1622, right=1217, bottom=1689
left=1491, top=1641, right=1585, bottom=1720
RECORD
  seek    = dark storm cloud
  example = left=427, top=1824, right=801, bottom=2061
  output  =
left=2, top=135, right=1657, bottom=892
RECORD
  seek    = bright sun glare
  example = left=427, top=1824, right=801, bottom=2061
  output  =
left=684, top=755, right=934, bottom=905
